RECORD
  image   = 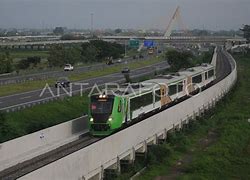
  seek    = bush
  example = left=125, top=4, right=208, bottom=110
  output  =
left=17, top=56, right=41, bottom=70
left=147, top=144, right=172, bottom=165
left=0, top=112, right=13, bottom=143
left=0, top=52, right=13, bottom=74
left=27, top=56, right=41, bottom=67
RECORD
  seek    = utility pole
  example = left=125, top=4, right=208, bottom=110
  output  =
left=91, top=13, right=94, bottom=37
left=124, top=40, right=127, bottom=57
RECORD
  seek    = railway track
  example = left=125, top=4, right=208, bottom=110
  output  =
left=0, top=48, right=233, bottom=180
left=214, top=49, right=232, bottom=83
left=0, top=135, right=100, bottom=180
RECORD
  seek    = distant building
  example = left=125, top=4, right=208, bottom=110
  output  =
left=53, top=27, right=66, bottom=35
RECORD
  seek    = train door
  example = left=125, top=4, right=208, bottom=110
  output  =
left=126, top=98, right=131, bottom=122
left=186, top=76, right=194, bottom=94
left=160, top=84, right=172, bottom=106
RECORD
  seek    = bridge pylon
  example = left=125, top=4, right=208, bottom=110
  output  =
left=164, top=6, right=188, bottom=38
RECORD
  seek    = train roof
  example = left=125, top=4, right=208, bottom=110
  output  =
left=93, top=63, right=215, bottom=98
left=178, top=63, right=214, bottom=77
left=142, top=74, right=186, bottom=86
left=113, top=74, right=187, bottom=97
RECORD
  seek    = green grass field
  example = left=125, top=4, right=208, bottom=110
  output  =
left=0, top=50, right=49, bottom=60
left=131, top=54, right=250, bottom=180
left=0, top=57, right=162, bottom=97
left=10, top=50, right=49, bottom=59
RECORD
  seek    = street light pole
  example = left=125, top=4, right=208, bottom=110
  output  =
left=124, top=40, right=127, bottom=57
left=91, top=13, right=94, bottom=37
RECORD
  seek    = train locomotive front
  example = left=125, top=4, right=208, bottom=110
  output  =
left=88, top=94, right=126, bottom=136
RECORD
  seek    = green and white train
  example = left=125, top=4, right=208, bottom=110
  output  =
left=88, top=63, right=216, bottom=136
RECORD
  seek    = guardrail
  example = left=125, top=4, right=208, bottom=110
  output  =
left=211, top=47, right=217, bottom=66
left=18, top=51, right=237, bottom=180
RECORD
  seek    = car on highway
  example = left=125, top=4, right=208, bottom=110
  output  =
left=121, top=67, right=130, bottom=74
left=117, top=58, right=122, bottom=63
left=55, top=77, right=71, bottom=88
left=64, top=64, right=74, bottom=71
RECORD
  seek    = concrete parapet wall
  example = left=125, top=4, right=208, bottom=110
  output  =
left=211, top=47, right=218, bottom=66
left=0, top=116, right=87, bottom=172
left=19, top=51, right=237, bottom=180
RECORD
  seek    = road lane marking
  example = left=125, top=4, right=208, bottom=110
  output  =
left=20, top=96, right=32, bottom=100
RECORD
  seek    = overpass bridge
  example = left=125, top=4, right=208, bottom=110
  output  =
left=0, top=39, right=90, bottom=50
left=101, top=35, right=233, bottom=45
left=0, top=48, right=237, bottom=180
left=0, top=36, right=242, bottom=50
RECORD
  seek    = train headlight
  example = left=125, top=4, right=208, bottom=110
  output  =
left=90, top=118, right=94, bottom=122
left=108, top=117, right=112, bottom=122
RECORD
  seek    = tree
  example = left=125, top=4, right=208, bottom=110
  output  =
left=17, top=59, right=30, bottom=70
left=48, top=45, right=81, bottom=67
left=65, top=46, right=81, bottom=64
left=0, top=52, right=13, bottom=74
left=165, top=50, right=193, bottom=72
left=81, top=43, right=98, bottom=63
left=47, top=40, right=124, bottom=66
left=89, top=40, right=123, bottom=60
left=17, top=56, right=41, bottom=69
left=27, top=56, right=41, bottom=67
left=240, top=25, right=250, bottom=43
left=48, top=45, right=66, bottom=67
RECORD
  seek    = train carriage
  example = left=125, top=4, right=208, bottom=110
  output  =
left=88, top=63, right=216, bottom=136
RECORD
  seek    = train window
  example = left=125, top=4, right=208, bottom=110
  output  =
left=208, top=69, right=214, bottom=78
left=168, top=85, right=177, bottom=96
left=192, top=74, right=202, bottom=83
left=141, top=93, right=153, bottom=106
left=155, top=89, right=161, bottom=102
left=178, top=82, right=183, bottom=93
left=130, top=97, right=139, bottom=111
left=205, top=72, right=208, bottom=80
left=91, top=102, right=113, bottom=114
left=130, top=92, right=153, bottom=111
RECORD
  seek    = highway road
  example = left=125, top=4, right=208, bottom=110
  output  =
left=0, top=53, right=151, bottom=86
left=0, top=61, right=169, bottom=111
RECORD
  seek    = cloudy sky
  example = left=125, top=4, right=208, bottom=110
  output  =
left=0, top=0, right=249, bottom=30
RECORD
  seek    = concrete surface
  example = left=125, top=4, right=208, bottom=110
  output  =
left=0, top=116, right=88, bottom=172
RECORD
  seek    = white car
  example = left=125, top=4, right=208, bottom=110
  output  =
left=64, top=64, right=74, bottom=71
left=117, top=58, right=122, bottom=63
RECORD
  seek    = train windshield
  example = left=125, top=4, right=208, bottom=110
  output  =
left=91, top=99, right=113, bottom=114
